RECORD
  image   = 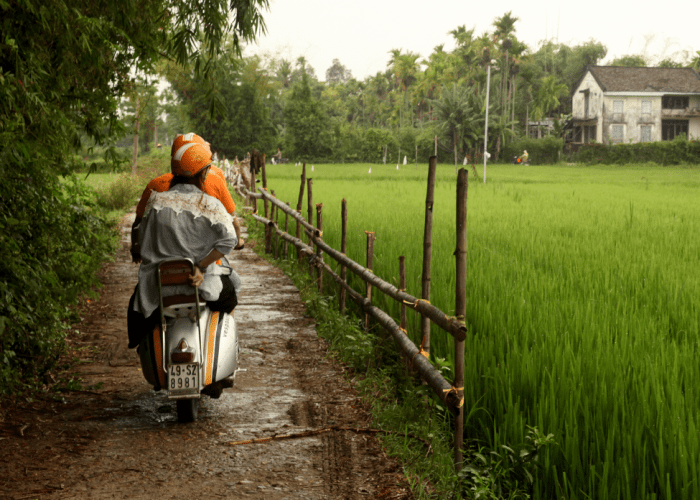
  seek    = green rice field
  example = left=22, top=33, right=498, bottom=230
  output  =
left=259, top=162, right=700, bottom=500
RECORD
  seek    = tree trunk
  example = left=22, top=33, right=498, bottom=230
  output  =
left=131, top=96, right=139, bottom=176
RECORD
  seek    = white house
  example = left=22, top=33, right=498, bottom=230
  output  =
left=571, top=66, right=700, bottom=145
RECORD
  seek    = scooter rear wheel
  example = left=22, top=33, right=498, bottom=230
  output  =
left=176, top=398, right=199, bottom=423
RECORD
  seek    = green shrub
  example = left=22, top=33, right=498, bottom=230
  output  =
left=94, top=173, right=145, bottom=211
left=0, top=170, right=117, bottom=395
left=572, top=136, right=700, bottom=165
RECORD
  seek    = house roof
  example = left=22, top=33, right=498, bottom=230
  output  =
left=584, top=66, right=700, bottom=93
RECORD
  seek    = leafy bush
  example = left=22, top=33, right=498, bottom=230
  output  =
left=572, top=136, right=700, bottom=165
left=0, top=169, right=117, bottom=395
left=502, top=136, right=563, bottom=165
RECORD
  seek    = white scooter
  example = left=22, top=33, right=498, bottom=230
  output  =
left=137, top=258, right=239, bottom=423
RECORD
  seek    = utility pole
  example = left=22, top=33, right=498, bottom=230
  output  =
left=483, top=64, right=491, bottom=184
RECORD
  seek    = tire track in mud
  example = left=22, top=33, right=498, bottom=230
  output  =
left=0, top=210, right=412, bottom=500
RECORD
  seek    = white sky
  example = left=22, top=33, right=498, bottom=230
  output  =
left=246, top=0, right=699, bottom=81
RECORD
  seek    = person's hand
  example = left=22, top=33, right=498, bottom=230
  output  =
left=189, top=267, right=204, bottom=288
left=234, top=239, right=245, bottom=250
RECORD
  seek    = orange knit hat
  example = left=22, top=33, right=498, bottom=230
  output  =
left=171, top=143, right=212, bottom=177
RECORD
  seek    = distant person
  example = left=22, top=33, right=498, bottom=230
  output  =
left=272, top=147, right=282, bottom=164
left=520, top=150, right=529, bottom=163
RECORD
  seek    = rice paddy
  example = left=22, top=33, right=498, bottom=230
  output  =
left=258, top=161, right=700, bottom=499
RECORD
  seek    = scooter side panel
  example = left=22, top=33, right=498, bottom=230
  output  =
left=198, top=310, right=238, bottom=385
left=138, top=325, right=166, bottom=390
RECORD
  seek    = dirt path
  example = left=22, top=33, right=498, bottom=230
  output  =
left=0, top=211, right=412, bottom=500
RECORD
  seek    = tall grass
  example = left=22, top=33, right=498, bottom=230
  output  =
left=262, top=162, right=700, bottom=499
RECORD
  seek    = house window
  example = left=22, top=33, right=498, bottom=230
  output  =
left=584, top=125, right=597, bottom=144
left=611, top=124, right=624, bottom=143
left=662, top=120, right=688, bottom=140
left=613, top=100, right=623, bottom=121
left=640, top=125, right=652, bottom=142
left=641, top=100, right=651, bottom=115
left=662, top=96, right=689, bottom=109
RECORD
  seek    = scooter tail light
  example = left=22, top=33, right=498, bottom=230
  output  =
left=171, top=338, right=195, bottom=363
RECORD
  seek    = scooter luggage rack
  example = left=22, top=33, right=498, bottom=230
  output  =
left=157, top=259, right=204, bottom=383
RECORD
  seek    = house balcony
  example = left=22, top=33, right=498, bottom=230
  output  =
left=662, top=108, right=700, bottom=118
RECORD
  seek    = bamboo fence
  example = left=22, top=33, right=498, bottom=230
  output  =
left=243, top=159, right=468, bottom=469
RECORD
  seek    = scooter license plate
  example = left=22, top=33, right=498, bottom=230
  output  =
left=168, top=364, right=200, bottom=394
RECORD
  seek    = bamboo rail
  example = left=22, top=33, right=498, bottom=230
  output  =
left=248, top=212, right=462, bottom=414
left=247, top=187, right=467, bottom=341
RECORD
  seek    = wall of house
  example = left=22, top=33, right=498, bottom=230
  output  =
left=572, top=74, right=602, bottom=113
left=688, top=96, right=700, bottom=140
left=601, top=95, right=661, bottom=144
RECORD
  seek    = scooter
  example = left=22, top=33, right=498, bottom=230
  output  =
left=137, top=258, right=239, bottom=423
left=510, top=156, right=530, bottom=165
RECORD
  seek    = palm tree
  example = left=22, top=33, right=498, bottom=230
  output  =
left=430, top=84, right=482, bottom=168
left=387, top=49, right=421, bottom=126
left=691, top=51, right=700, bottom=71
left=530, top=75, right=568, bottom=137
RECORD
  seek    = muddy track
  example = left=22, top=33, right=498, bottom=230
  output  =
left=0, top=211, right=413, bottom=500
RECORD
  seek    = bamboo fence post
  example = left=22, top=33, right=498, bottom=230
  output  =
left=421, top=156, right=437, bottom=355
left=250, top=162, right=257, bottom=214
left=271, top=190, right=278, bottom=259
left=364, top=231, right=375, bottom=331
left=284, top=203, right=290, bottom=259
left=296, top=163, right=306, bottom=262
left=307, top=178, right=314, bottom=276
left=264, top=189, right=274, bottom=254
left=315, top=203, right=323, bottom=293
left=454, top=168, right=468, bottom=471
left=399, top=256, right=407, bottom=331
left=262, top=154, right=269, bottom=218
left=339, top=199, right=348, bottom=314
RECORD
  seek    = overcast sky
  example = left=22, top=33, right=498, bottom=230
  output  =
left=246, top=0, right=699, bottom=81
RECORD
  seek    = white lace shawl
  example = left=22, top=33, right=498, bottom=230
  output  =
left=144, top=185, right=233, bottom=228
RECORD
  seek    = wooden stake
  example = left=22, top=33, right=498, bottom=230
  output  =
left=340, top=198, right=348, bottom=314
left=271, top=190, right=278, bottom=259
left=262, top=153, right=269, bottom=218
left=454, top=168, right=468, bottom=471
left=399, top=256, right=407, bottom=331
left=307, top=178, right=313, bottom=276
left=284, top=203, right=290, bottom=259
left=316, top=203, right=323, bottom=293
left=421, top=156, right=437, bottom=355
left=364, top=231, right=376, bottom=331
left=250, top=160, right=258, bottom=214
left=296, top=163, right=306, bottom=261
